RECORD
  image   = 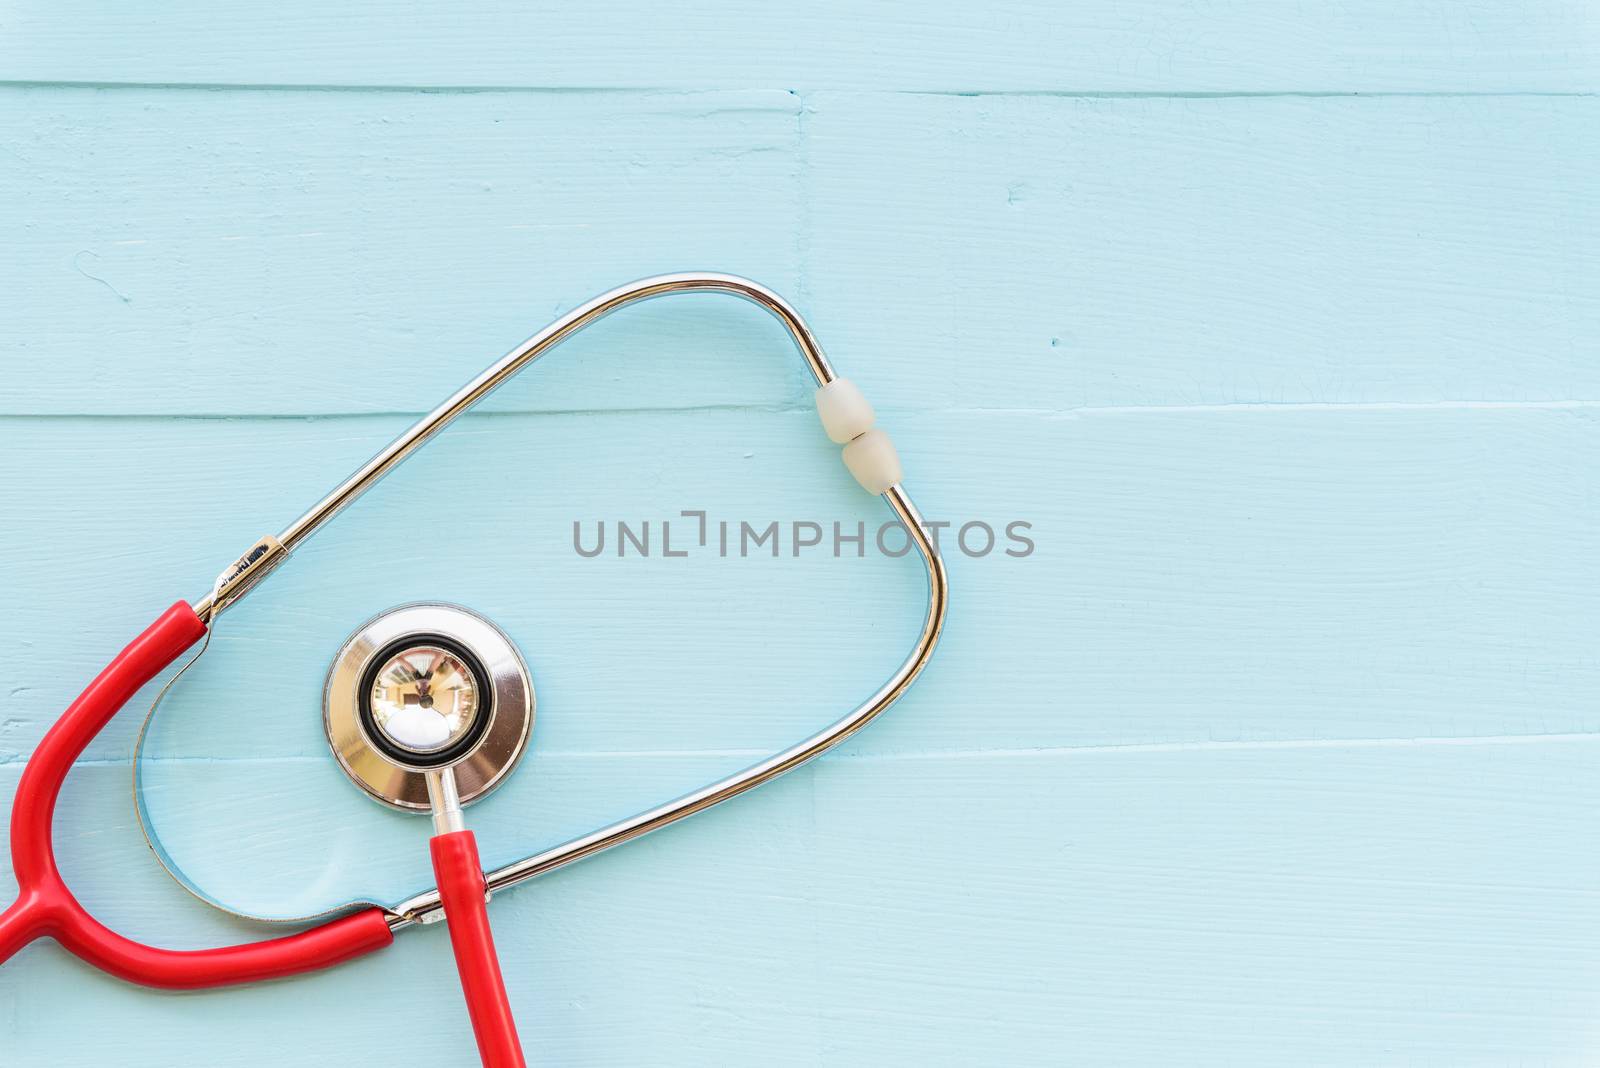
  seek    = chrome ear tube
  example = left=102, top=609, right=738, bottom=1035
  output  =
left=133, top=272, right=948, bottom=929
left=116, top=273, right=944, bottom=935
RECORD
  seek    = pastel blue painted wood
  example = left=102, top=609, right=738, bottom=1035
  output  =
left=0, top=1, right=1596, bottom=92
left=0, top=87, right=806, bottom=415
left=8, top=740, right=1600, bottom=1064
left=805, top=93, right=1600, bottom=409
left=6, top=91, right=1598, bottom=414
left=2, top=3, right=1598, bottom=1065
left=6, top=406, right=1600, bottom=767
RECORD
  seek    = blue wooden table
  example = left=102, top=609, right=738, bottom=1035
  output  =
left=2, top=4, right=1598, bottom=1064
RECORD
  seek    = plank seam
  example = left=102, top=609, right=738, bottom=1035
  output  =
left=11, top=731, right=1600, bottom=768
left=0, top=81, right=1594, bottom=98
left=6, top=399, right=1600, bottom=422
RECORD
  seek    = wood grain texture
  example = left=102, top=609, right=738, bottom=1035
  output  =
left=2, top=3, right=1598, bottom=1065
left=4, top=90, right=1597, bottom=414
left=3, top=405, right=1599, bottom=769
left=0, top=87, right=807, bottom=415
left=0, top=1, right=1596, bottom=92
left=6, top=738, right=1600, bottom=1064
left=803, top=92, right=1600, bottom=410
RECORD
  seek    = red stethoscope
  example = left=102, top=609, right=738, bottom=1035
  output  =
left=0, top=275, right=948, bottom=1066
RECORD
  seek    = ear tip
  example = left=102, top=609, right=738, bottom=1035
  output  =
left=842, top=428, right=903, bottom=495
left=814, top=377, right=876, bottom=444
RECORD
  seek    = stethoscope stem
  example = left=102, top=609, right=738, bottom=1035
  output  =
left=426, top=768, right=466, bottom=836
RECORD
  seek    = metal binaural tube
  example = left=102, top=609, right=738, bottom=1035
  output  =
left=193, top=274, right=833, bottom=621
left=172, top=273, right=947, bottom=934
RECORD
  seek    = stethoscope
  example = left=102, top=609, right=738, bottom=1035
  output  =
left=0, top=274, right=948, bottom=1066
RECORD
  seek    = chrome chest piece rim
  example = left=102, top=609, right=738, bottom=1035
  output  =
left=324, top=603, right=534, bottom=811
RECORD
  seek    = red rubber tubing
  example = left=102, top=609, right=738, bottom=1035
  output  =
left=431, top=829, right=526, bottom=1067
left=0, top=601, right=394, bottom=988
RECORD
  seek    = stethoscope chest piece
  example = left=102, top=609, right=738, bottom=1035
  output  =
left=324, top=603, right=533, bottom=811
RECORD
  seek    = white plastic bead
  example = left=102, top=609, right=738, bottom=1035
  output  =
left=814, top=378, right=876, bottom=444
left=842, top=428, right=902, bottom=494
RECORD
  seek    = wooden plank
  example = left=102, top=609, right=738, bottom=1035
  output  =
left=4, top=404, right=1597, bottom=768
left=804, top=92, right=1600, bottom=410
left=5, top=91, right=1594, bottom=416
left=0, top=1, right=1595, bottom=93
left=0, top=86, right=807, bottom=415
left=5, top=738, right=1599, bottom=1063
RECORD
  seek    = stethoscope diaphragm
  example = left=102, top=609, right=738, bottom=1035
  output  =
left=324, top=603, right=533, bottom=812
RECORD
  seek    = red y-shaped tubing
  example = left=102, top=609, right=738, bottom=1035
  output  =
left=0, top=601, right=393, bottom=988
